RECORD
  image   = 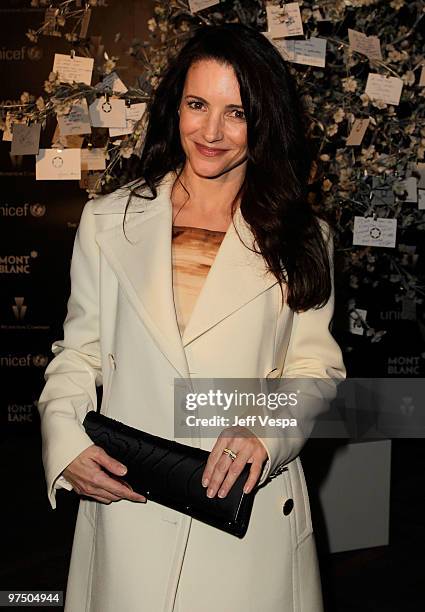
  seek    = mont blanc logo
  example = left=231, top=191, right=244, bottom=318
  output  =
left=12, top=297, right=27, bottom=321
left=0, top=203, right=46, bottom=217
left=387, top=356, right=421, bottom=375
left=0, top=251, right=38, bottom=274
left=8, top=401, right=37, bottom=423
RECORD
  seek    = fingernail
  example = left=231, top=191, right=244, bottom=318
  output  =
left=202, top=477, right=209, bottom=487
left=243, top=485, right=250, bottom=494
left=218, top=489, right=226, bottom=498
left=119, top=465, right=127, bottom=475
left=207, top=488, right=214, bottom=498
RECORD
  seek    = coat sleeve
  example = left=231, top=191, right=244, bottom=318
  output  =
left=247, top=220, right=347, bottom=486
left=37, top=200, right=102, bottom=509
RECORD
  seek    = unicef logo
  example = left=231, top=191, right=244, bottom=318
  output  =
left=33, top=354, right=48, bottom=368
left=27, top=47, right=43, bottom=61
left=30, top=203, right=46, bottom=217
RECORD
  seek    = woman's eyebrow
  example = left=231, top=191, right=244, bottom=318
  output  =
left=184, top=94, right=244, bottom=110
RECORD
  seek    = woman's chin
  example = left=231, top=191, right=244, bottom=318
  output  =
left=189, top=159, right=232, bottom=179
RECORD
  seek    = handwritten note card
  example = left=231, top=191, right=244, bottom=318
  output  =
left=353, top=216, right=397, bottom=248
left=101, top=71, right=128, bottom=94
left=273, top=37, right=327, bottom=68
left=36, top=148, right=81, bottom=181
left=266, top=2, right=304, bottom=38
left=52, top=124, right=84, bottom=148
left=348, top=29, right=382, bottom=60
left=57, top=99, right=91, bottom=136
left=395, top=177, right=418, bottom=203
left=365, top=73, right=403, bottom=106
left=109, top=102, right=146, bottom=137
left=188, top=0, right=220, bottom=12
left=349, top=308, right=367, bottom=335
left=52, top=53, right=94, bottom=85
left=81, top=148, right=106, bottom=171
left=346, top=118, right=370, bottom=146
left=88, top=97, right=127, bottom=128
left=2, top=112, right=26, bottom=142
left=11, top=123, right=41, bottom=155
left=371, top=177, right=394, bottom=207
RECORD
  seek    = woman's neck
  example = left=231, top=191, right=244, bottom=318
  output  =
left=171, top=164, right=244, bottom=230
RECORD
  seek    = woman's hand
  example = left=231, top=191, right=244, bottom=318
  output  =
left=201, top=426, right=268, bottom=498
left=62, top=445, right=147, bottom=504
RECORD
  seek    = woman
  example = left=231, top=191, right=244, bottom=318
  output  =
left=38, top=23, right=346, bottom=612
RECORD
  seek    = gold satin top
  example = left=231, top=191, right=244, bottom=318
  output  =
left=171, top=225, right=226, bottom=336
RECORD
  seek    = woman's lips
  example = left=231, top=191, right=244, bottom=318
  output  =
left=194, top=142, right=228, bottom=157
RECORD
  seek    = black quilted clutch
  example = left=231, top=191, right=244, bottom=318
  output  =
left=82, top=410, right=260, bottom=538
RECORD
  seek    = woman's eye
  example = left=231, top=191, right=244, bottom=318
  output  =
left=232, top=110, right=246, bottom=120
left=187, top=101, right=204, bottom=110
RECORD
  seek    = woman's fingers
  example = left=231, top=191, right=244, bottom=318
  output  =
left=201, top=427, right=268, bottom=498
left=91, top=470, right=147, bottom=503
left=63, top=445, right=147, bottom=503
left=208, top=446, right=252, bottom=499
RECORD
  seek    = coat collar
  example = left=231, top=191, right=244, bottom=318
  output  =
left=94, top=171, right=278, bottom=377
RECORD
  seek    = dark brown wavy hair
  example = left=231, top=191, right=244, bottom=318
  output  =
left=125, top=22, right=332, bottom=312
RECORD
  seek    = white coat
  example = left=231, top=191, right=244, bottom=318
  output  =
left=38, top=170, right=346, bottom=612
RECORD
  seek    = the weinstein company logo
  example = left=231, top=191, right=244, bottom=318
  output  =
left=1, top=297, right=49, bottom=331
left=12, top=297, right=27, bottom=321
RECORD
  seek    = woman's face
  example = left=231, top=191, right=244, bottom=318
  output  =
left=178, top=59, right=248, bottom=179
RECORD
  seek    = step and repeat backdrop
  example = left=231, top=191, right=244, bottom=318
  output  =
left=0, top=0, right=153, bottom=435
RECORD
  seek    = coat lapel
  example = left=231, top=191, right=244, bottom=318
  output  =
left=94, top=171, right=279, bottom=377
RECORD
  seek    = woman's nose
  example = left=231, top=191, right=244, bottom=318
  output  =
left=202, top=111, right=224, bottom=142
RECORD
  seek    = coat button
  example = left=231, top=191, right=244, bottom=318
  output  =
left=282, top=499, right=294, bottom=515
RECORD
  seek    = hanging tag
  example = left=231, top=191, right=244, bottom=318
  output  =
left=53, top=53, right=94, bottom=85
left=11, top=123, right=41, bottom=156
